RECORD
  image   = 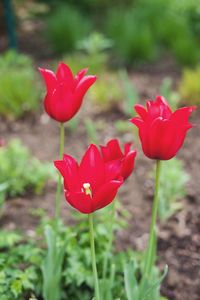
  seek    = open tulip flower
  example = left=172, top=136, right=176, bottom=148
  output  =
left=39, top=62, right=97, bottom=123
left=100, top=139, right=137, bottom=180
left=130, top=95, right=196, bottom=160
left=54, top=144, right=124, bottom=214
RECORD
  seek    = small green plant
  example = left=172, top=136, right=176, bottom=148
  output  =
left=63, top=32, right=112, bottom=75
left=0, top=231, right=43, bottom=300
left=119, top=69, right=139, bottom=116
left=89, top=72, right=124, bottom=110
left=124, top=258, right=168, bottom=300
left=84, top=118, right=99, bottom=144
left=76, top=31, right=112, bottom=72
left=159, top=77, right=180, bottom=110
left=42, top=224, right=66, bottom=300
left=45, top=4, right=91, bottom=54
left=0, top=139, right=54, bottom=210
left=151, top=158, right=189, bottom=222
left=0, top=51, right=41, bottom=119
left=179, top=65, right=200, bottom=105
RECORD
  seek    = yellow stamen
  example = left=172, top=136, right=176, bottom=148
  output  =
left=83, top=182, right=92, bottom=196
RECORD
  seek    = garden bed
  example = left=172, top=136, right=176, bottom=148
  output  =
left=0, top=68, right=199, bottom=300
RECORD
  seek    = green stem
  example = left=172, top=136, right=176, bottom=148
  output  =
left=102, top=201, right=116, bottom=279
left=144, top=160, right=161, bottom=277
left=88, top=213, right=101, bottom=300
left=55, top=122, right=65, bottom=223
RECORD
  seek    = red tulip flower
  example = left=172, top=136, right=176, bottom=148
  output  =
left=100, top=139, right=137, bottom=180
left=130, top=95, right=196, bottom=160
left=39, top=62, right=96, bottom=123
left=54, top=144, right=123, bottom=214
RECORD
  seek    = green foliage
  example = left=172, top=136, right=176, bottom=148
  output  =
left=89, top=72, right=124, bottom=110
left=0, top=200, right=129, bottom=299
left=155, top=159, right=189, bottom=222
left=105, top=7, right=157, bottom=65
left=119, top=69, right=139, bottom=116
left=84, top=118, right=99, bottom=144
left=77, top=31, right=112, bottom=56
left=0, top=139, right=54, bottom=209
left=63, top=32, right=111, bottom=75
left=159, top=77, right=180, bottom=110
left=0, top=231, right=43, bottom=300
left=115, top=121, right=134, bottom=134
left=42, top=225, right=66, bottom=300
left=104, top=0, right=200, bottom=66
left=179, top=65, right=200, bottom=105
left=45, top=5, right=91, bottom=54
left=0, top=51, right=41, bottom=119
left=76, top=31, right=112, bottom=73
left=124, top=249, right=168, bottom=300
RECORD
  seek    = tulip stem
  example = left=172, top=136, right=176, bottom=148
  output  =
left=55, top=122, right=65, bottom=223
left=88, top=213, right=101, bottom=300
left=144, top=160, right=161, bottom=277
left=102, top=200, right=116, bottom=280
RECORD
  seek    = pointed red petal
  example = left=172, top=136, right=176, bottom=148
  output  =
left=75, top=75, right=97, bottom=99
left=56, top=62, right=74, bottom=85
left=38, top=67, right=57, bottom=93
left=121, top=150, right=137, bottom=179
left=79, top=144, right=105, bottom=192
left=134, top=104, right=147, bottom=120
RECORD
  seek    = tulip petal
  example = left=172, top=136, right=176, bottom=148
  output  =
left=124, top=142, right=132, bottom=155
left=75, top=68, right=88, bottom=83
left=147, top=96, right=172, bottom=120
left=54, top=155, right=80, bottom=191
left=47, top=86, right=75, bottom=122
left=130, top=117, right=144, bottom=128
left=170, top=106, right=196, bottom=126
left=121, top=150, right=137, bottom=179
left=66, top=191, right=94, bottom=214
left=38, top=68, right=57, bottom=93
left=56, top=62, right=74, bottom=87
left=105, top=160, right=122, bottom=181
left=146, top=117, right=167, bottom=159
left=102, top=139, right=123, bottom=161
left=75, top=75, right=97, bottom=100
left=134, top=104, right=147, bottom=120
left=79, top=144, right=105, bottom=192
left=93, top=179, right=123, bottom=211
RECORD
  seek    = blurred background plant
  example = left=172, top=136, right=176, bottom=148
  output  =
left=179, top=65, right=200, bottom=105
left=0, top=50, right=41, bottom=119
left=45, top=4, right=91, bottom=54
left=10, top=0, right=200, bottom=67
left=150, top=158, right=189, bottom=222
left=159, top=77, right=180, bottom=110
left=0, top=139, right=54, bottom=213
left=62, top=31, right=112, bottom=76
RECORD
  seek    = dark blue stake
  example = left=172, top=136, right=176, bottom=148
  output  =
left=3, top=0, right=17, bottom=49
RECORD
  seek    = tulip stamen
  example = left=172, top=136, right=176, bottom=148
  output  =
left=83, top=182, right=92, bottom=197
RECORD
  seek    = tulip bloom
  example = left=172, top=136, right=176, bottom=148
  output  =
left=130, top=95, right=196, bottom=160
left=39, top=62, right=96, bottom=123
left=100, top=139, right=137, bottom=180
left=54, top=145, right=123, bottom=214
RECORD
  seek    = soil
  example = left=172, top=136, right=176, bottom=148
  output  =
left=0, top=14, right=200, bottom=300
